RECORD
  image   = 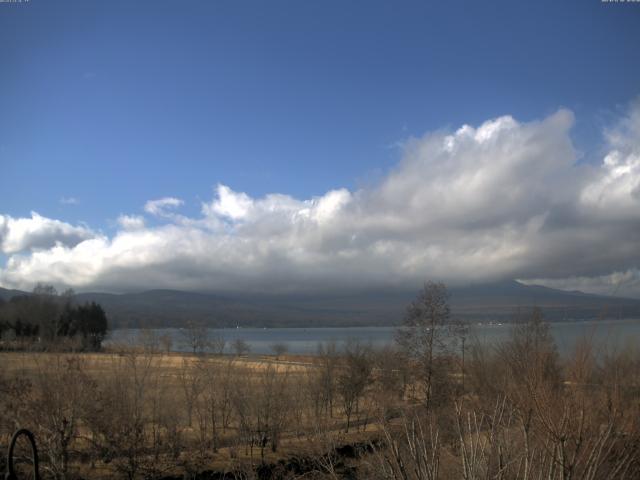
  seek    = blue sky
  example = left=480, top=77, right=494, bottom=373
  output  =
left=1, top=1, right=640, bottom=296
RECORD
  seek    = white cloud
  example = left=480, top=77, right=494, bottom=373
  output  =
left=144, top=197, right=184, bottom=217
left=1, top=100, right=640, bottom=296
left=0, top=212, right=95, bottom=254
left=204, top=184, right=253, bottom=220
left=579, top=100, right=640, bottom=220
left=117, top=215, right=145, bottom=230
left=59, top=196, right=79, bottom=205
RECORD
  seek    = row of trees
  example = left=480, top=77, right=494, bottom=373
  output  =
left=4, top=314, right=639, bottom=479
left=0, top=344, right=391, bottom=479
left=0, top=284, right=109, bottom=350
left=373, top=282, right=640, bottom=480
left=176, top=321, right=252, bottom=356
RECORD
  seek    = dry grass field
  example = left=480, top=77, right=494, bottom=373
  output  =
left=0, top=347, right=392, bottom=479
left=3, top=316, right=640, bottom=479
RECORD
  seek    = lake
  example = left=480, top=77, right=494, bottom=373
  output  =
left=106, top=318, right=640, bottom=356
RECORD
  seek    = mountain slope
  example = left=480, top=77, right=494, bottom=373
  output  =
left=3, top=282, right=640, bottom=328
left=78, top=281, right=640, bottom=328
left=0, top=287, right=28, bottom=301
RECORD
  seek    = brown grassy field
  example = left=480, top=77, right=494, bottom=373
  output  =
left=3, top=318, right=640, bottom=479
left=0, top=348, right=389, bottom=479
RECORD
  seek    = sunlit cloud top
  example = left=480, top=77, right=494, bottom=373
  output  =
left=1, top=101, right=639, bottom=297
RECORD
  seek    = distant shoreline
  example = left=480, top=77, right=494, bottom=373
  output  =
left=106, top=318, right=640, bottom=356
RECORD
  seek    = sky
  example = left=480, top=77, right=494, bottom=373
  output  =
left=1, top=0, right=639, bottom=297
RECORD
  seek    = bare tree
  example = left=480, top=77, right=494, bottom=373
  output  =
left=232, top=338, right=251, bottom=357
left=270, top=342, right=288, bottom=359
left=259, top=364, right=292, bottom=454
left=159, top=333, right=173, bottom=354
left=316, top=341, right=338, bottom=418
left=337, top=340, right=373, bottom=432
left=24, top=355, right=93, bottom=479
left=82, top=350, right=159, bottom=480
left=178, top=358, right=203, bottom=427
left=499, top=307, right=560, bottom=391
left=395, top=281, right=457, bottom=410
left=306, top=418, right=345, bottom=480
left=231, top=363, right=292, bottom=463
left=181, top=321, right=209, bottom=354
left=209, top=332, right=226, bottom=355
left=193, top=358, right=226, bottom=452
left=138, top=329, right=160, bottom=354
left=371, top=412, right=441, bottom=480
left=373, top=345, right=411, bottom=418
left=218, top=358, right=236, bottom=432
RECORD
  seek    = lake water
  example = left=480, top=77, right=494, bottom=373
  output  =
left=107, top=318, right=640, bottom=356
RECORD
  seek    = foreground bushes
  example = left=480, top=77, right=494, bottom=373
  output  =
left=1, top=314, right=640, bottom=479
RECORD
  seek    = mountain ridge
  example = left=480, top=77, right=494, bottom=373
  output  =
left=2, top=280, right=640, bottom=328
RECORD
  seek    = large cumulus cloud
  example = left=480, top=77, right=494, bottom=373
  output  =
left=1, top=101, right=639, bottom=296
left=0, top=212, right=94, bottom=254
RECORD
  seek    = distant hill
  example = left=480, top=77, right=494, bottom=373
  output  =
left=0, top=287, right=27, bottom=301
left=2, top=281, right=640, bottom=328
